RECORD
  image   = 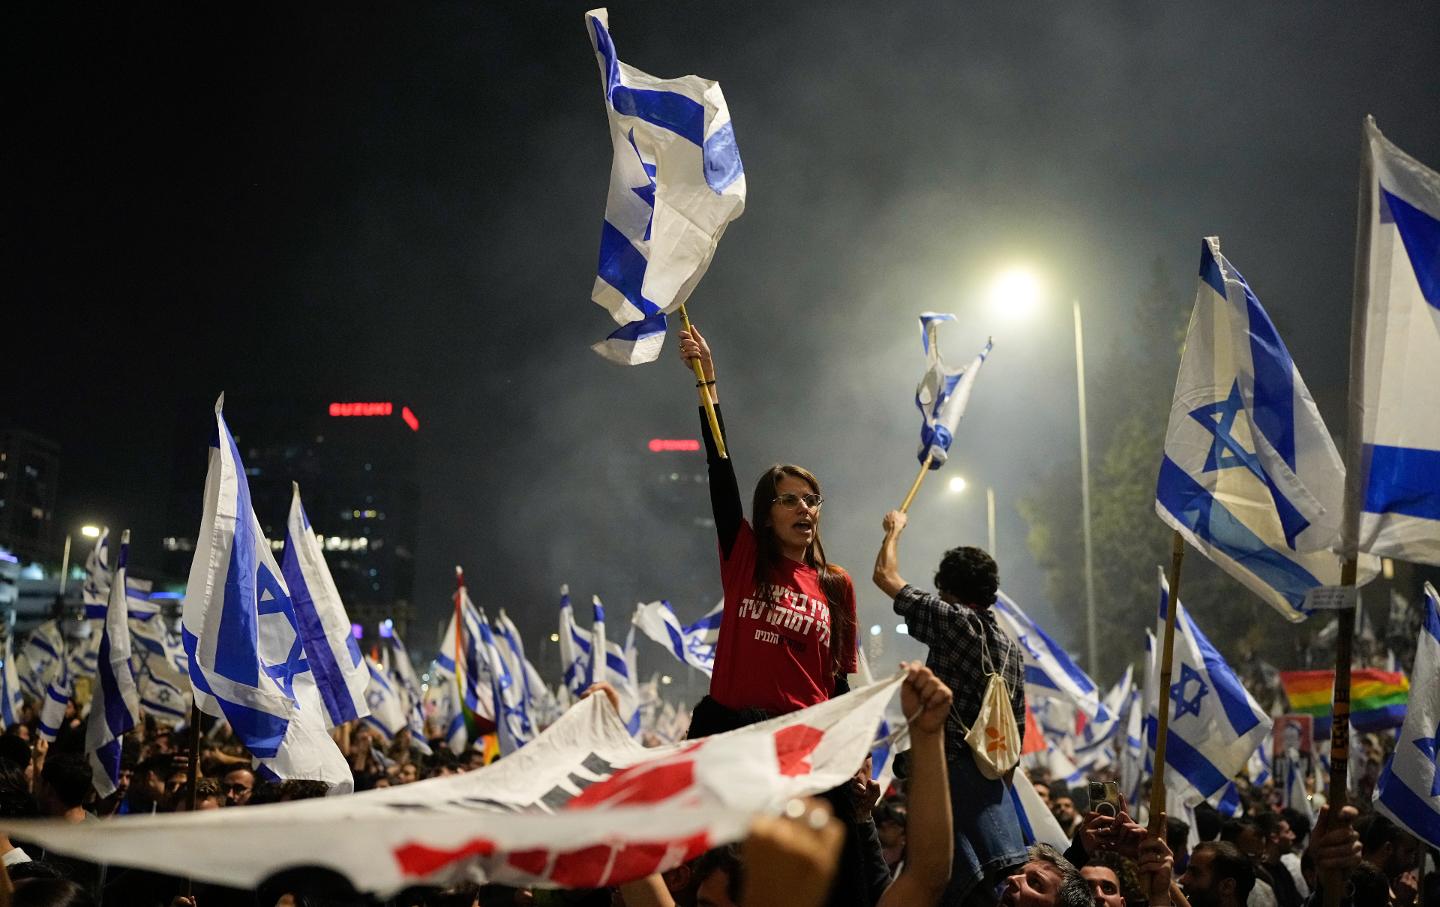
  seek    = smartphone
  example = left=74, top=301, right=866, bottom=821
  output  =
left=1088, top=780, right=1121, bottom=817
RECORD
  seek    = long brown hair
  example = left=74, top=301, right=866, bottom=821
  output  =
left=750, top=464, right=855, bottom=676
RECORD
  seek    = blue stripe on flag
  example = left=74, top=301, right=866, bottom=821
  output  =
left=1199, top=239, right=1227, bottom=297
left=1375, top=764, right=1440, bottom=848
left=591, top=18, right=704, bottom=145
left=597, top=222, right=659, bottom=317
left=285, top=551, right=361, bottom=725
left=182, top=629, right=288, bottom=758
left=1243, top=284, right=1297, bottom=469
left=1363, top=444, right=1440, bottom=520
left=1156, top=456, right=1319, bottom=612
left=1184, top=611, right=1263, bottom=738
left=215, top=432, right=263, bottom=686
left=703, top=122, right=744, bottom=192
left=1381, top=188, right=1440, bottom=308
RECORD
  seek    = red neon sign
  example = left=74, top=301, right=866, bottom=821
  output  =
left=647, top=438, right=700, bottom=452
left=329, top=402, right=393, bottom=417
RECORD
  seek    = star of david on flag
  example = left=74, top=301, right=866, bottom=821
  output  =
left=1145, top=568, right=1271, bottom=801
left=584, top=8, right=746, bottom=365
left=1373, top=582, right=1440, bottom=849
left=632, top=599, right=721, bottom=677
left=1156, top=236, right=1375, bottom=621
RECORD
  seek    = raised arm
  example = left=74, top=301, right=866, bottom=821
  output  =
left=681, top=325, right=743, bottom=558
left=872, top=510, right=909, bottom=598
left=877, top=664, right=953, bottom=907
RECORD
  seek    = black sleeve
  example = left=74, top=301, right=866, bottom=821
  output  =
left=854, top=815, right=894, bottom=907
left=1063, top=833, right=1087, bottom=868
left=700, top=405, right=744, bottom=558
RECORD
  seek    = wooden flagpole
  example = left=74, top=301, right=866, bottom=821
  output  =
left=453, top=566, right=466, bottom=706
left=678, top=304, right=727, bottom=459
left=899, top=453, right=935, bottom=513
left=1148, top=530, right=1187, bottom=834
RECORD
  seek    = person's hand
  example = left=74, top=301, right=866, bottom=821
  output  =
left=581, top=682, right=621, bottom=715
left=742, top=798, right=844, bottom=907
left=849, top=756, right=881, bottom=818
left=900, top=663, right=951, bottom=736
left=170, top=897, right=196, bottom=907
left=1395, top=868, right=1419, bottom=907
left=1080, top=794, right=1144, bottom=858
left=677, top=325, right=715, bottom=383
left=882, top=510, right=907, bottom=536
left=1135, top=832, right=1175, bottom=905
left=1308, top=803, right=1362, bottom=894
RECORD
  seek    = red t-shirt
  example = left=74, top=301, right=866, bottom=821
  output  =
left=709, top=519, right=858, bottom=714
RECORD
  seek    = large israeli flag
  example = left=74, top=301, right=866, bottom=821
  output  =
left=632, top=599, right=721, bottom=676
left=584, top=8, right=746, bottom=365
left=280, top=483, right=370, bottom=728
left=1373, top=582, right=1440, bottom=850
left=1157, top=237, right=1367, bottom=621
left=1147, top=569, right=1272, bottom=800
left=86, top=530, right=141, bottom=798
left=558, top=585, right=592, bottom=698
left=181, top=396, right=350, bottom=791
left=915, top=313, right=992, bottom=469
left=992, top=591, right=1110, bottom=722
left=1345, top=119, right=1440, bottom=566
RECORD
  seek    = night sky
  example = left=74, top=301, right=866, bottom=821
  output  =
left=9, top=3, right=1440, bottom=666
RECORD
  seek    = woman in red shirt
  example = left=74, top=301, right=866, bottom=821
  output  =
left=679, top=325, right=858, bottom=738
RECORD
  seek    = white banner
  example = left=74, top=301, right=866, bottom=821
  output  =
left=0, top=676, right=902, bottom=896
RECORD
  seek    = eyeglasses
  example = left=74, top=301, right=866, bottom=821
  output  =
left=772, top=493, right=824, bottom=510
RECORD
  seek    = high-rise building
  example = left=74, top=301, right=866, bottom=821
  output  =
left=163, top=397, right=420, bottom=643
left=0, top=428, right=61, bottom=564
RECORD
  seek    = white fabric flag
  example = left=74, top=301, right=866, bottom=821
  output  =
left=1346, top=117, right=1440, bottom=565
left=0, top=675, right=902, bottom=896
left=585, top=8, right=747, bottom=364
left=181, top=396, right=350, bottom=792
left=280, top=483, right=370, bottom=728
left=914, top=313, right=992, bottom=469
left=1372, top=582, right=1440, bottom=850
left=85, top=530, right=141, bottom=798
left=992, top=591, right=1110, bottom=722
left=632, top=599, right=721, bottom=676
left=558, top=585, right=592, bottom=698
left=1158, top=236, right=1374, bottom=620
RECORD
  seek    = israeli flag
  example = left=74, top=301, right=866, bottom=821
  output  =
left=181, top=396, right=350, bottom=792
left=1146, top=568, right=1272, bottom=800
left=1283, top=753, right=1314, bottom=824
left=1372, top=582, right=1440, bottom=850
left=1345, top=119, right=1440, bottom=565
left=36, top=658, right=70, bottom=743
left=1072, top=665, right=1133, bottom=773
left=21, top=621, right=65, bottom=699
left=1011, top=769, right=1072, bottom=852
left=584, top=8, right=746, bottom=365
left=435, top=584, right=495, bottom=754
left=1157, top=237, right=1370, bottom=621
left=632, top=599, right=721, bottom=676
left=476, top=605, right=530, bottom=754
left=383, top=632, right=432, bottom=755
left=82, top=528, right=111, bottom=606
left=914, top=313, right=992, bottom=469
left=993, top=591, right=1111, bottom=722
left=130, top=604, right=192, bottom=723
left=558, top=585, right=592, bottom=698
left=1119, top=677, right=1145, bottom=806
left=495, top=609, right=559, bottom=730
left=588, top=598, right=641, bottom=734
left=362, top=656, right=408, bottom=742
left=0, top=634, right=23, bottom=731
left=86, top=529, right=141, bottom=798
left=280, top=483, right=370, bottom=728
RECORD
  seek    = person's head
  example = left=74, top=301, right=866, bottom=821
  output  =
left=749, top=465, right=853, bottom=673
left=9, top=878, right=97, bottom=907
left=174, top=778, right=222, bottom=811
left=36, top=754, right=90, bottom=816
left=1252, top=811, right=1294, bottom=861
left=874, top=801, right=907, bottom=851
left=1356, top=811, right=1421, bottom=876
left=1032, top=782, right=1051, bottom=809
left=1193, top=801, right=1221, bottom=842
left=1166, top=815, right=1192, bottom=873
left=693, top=844, right=743, bottom=907
left=0, top=764, right=39, bottom=820
left=1051, top=795, right=1077, bottom=827
left=223, top=767, right=255, bottom=806
left=1082, top=852, right=1141, bottom=907
left=129, top=754, right=173, bottom=809
left=0, top=735, right=31, bottom=775
left=1279, top=807, right=1311, bottom=849
left=397, top=761, right=418, bottom=784
left=1179, top=841, right=1255, bottom=907
left=163, top=765, right=189, bottom=805
left=933, top=546, right=999, bottom=608
left=1348, top=860, right=1394, bottom=905
left=278, top=779, right=331, bottom=802
left=999, top=844, right=1091, bottom=906
left=1218, top=818, right=1264, bottom=861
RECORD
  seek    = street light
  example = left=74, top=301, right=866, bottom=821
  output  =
left=58, top=523, right=104, bottom=595
left=947, top=475, right=967, bottom=494
left=79, top=525, right=101, bottom=540
left=984, top=265, right=1098, bottom=673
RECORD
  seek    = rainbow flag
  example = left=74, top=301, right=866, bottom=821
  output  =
left=1279, top=669, right=1409, bottom=737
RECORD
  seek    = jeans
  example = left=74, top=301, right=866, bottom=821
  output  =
left=941, top=755, right=1028, bottom=907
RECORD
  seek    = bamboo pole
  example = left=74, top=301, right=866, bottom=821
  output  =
left=899, top=453, right=935, bottom=513
left=1321, top=557, right=1360, bottom=907
left=454, top=566, right=466, bottom=706
left=1148, top=530, right=1187, bottom=834
left=678, top=304, right=727, bottom=459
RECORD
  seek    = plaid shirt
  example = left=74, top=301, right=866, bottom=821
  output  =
left=893, top=584, right=1026, bottom=763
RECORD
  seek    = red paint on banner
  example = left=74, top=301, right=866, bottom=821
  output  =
left=773, top=724, right=824, bottom=777
left=392, top=836, right=497, bottom=876
left=566, top=742, right=706, bottom=810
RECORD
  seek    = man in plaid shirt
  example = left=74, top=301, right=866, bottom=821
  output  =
left=874, top=509, right=1029, bottom=906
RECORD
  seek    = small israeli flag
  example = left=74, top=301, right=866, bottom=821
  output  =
left=1072, top=665, right=1133, bottom=773
left=280, top=483, right=370, bottom=728
left=86, top=529, right=141, bottom=798
left=1347, top=119, right=1440, bottom=566
left=1372, top=582, right=1440, bottom=850
left=181, top=396, right=349, bottom=791
left=21, top=621, right=65, bottom=700
left=1157, top=236, right=1371, bottom=620
left=1119, top=678, right=1145, bottom=806
left=383, top=632, right=432, bottom=755
left=0, top=634, right=23, bottom=731
left=1146, top=568, right=1272, bottom=800
left=914, top=313, right=992, bottom=469
left=495, top=609, right=559, bottom=731
left=362, top=656, right=408, bottom=742
left=82, top=528, right=111, bottom=607
left=992, top=591, right=1111, bottom=722
left=434, top=584, right=495, bottom=754
left=632, top=599, right=721, bottom=676
left=476, top=604, right=530, bottom=754
left=557, top=585, right=592, bottom=698
left=36, top=659, right=70, bottom=744
left=584, top=8, right=746, bottom=365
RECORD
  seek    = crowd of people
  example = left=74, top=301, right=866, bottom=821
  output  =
left=0, top=328, right=1429, bottom=907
